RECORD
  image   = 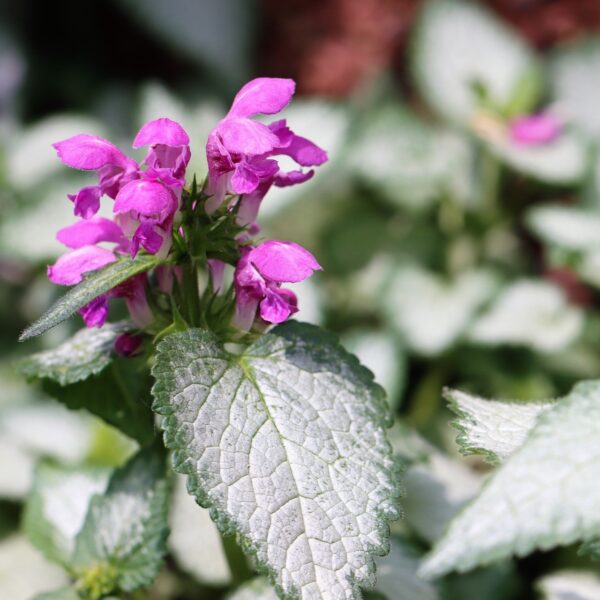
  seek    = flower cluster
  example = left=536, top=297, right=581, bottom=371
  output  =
left=47, top=78, right=326, bottom=339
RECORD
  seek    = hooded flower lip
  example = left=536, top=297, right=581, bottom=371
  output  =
left=56, top=217, right=127, bottom=250
left=509, top=113, right=562, bottom=146
left=114, top=179, right=179, bottom=257
left=133, top=118, right=191, bottom=188
left=53, top=134, right=133, bottom=171
left=233, top=240, right=322, bottom=329
left=47, top=245, right=117, bottom=286
left=205, top=77, right=328, bottom=217
left=132, top=118, right=190, bottom=148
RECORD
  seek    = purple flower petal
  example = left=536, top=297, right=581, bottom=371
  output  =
left=56, top=217, right=125, bottom=249
left=132, top=118, right=190, bottom=148
left=53, top=134, right=130, bottom=170
left=130, top=221, right=164, bottom=257
left=114, top=332, right=144, bottom=356
left=259, top=288, right=297, bottom=323
left=249, top=241, right=322, bottom=283
left=279, top=133, right=328, bottom=166
left=79, top=295, right=109, bottom=328
left=114, top=179, right=177, bottom=222
left=68, top=186, right=102, bottom=219
left=227, top=78, right=295, bottom=119
left=217, top=118, right=280, bottom=155
left=274, top=169, right=314, bottom=187
left=231, top=162, right=261, bottom=194
left=233, top=290, right=260, bottom=331
left=48, top=245, right=117, bottom=286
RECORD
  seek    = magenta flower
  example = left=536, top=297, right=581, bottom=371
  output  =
left=233, top=240, right=322, bottom=330
left=114, top=179, right=178, bottom=257
left=205, top=77, right=327, bottom=218
left=509, top=113, right=561, bottom=146
left=114, top=332, right=144, bottom=357
left=53, top=134, right=139, bottom=218
left=133, top=117, right=191, bottom=188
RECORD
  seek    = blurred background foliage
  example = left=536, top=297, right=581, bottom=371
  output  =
left=3, top=0, right=600, bottom=598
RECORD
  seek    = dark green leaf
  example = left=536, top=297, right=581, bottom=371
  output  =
left=19, top=323, right=127, bottom=385
left=24, top=463, right=110, bottom=566
left=42, top=357, right=155, bottom=445
left=72, top=446, right=171, bottom=593
left=20, top=254, right=160, bottom=341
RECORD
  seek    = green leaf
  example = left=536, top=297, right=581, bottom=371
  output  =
left=468, top=280, right=583, bottom=352
left=537, top=571, right=600, bottom=600
left=527, top=204, right=600, bottom=251
left=169, top=473, right=231, bottom=586
left=19, top=254, right=160, bottom=341
left=72, top=446, right=170, bottom=593
left=40, top=357, right=155, bottom=445
left=152, top=322, right=401, bottom=600
left=372, top=537, right=439, bottom=600
left=19, top=323, right=127, bottom=385
left=420, top=380, right=600, bottom=578
left=485, top=132, right=586, bottom=185
left=342, top=329, right=406, bottom=410
left=384, top=266, right=498, bottom=356
left=401, top=441, right=482, bottom=544
left=446, top=389, right=554, bottom=464
left=348, top=105, right=475, bottom=209
left=24, top=463, right=110, bottom=565
left=579, top=538, right=600, bottom=561
left=550, top=38, right=600, bottom=139
left=0, top=535, right=68, bottom=599
left=228, top=578, right=279, bottom=600
left=411, top=0, right=540, bottom=124
left=231, top=537, right=440, bottom=600
left=32, top=587, right=80, bottom=600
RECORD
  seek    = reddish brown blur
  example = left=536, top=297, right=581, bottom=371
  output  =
left=259, top=0, right=600, bottom=98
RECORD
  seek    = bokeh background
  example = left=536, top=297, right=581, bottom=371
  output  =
left=3, top=0, right=600, bottom=598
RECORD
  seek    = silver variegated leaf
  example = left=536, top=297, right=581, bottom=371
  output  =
left=152, top=322, right=400, bottom=600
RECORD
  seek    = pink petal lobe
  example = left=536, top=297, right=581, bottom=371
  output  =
left=282, top=134, right=328, bottom=166
left=510, top=113, right=561, bottom=146
left=259, top=289, right=296, bottom=323
left=53, top=134, right=129, bottom=170
left=79, top=296, right=109, bottom=328
left=274, top=169, right=314, bottom=187
left=231, top=162, right=260, bottom=194
left=68, top=186, right=102, bottom=219
left=249, top=241, right=321, bottom=283
left=132, top=118, right=190, bottom=148
left=228, top=78, right=295, bottom=118
left=114, top=180, right=176, bottom=221
left=217, top=118, right=279, bottom=155
left=47, top=246, right=117, bottom=286
left=56, top=218, right=125, bottom=249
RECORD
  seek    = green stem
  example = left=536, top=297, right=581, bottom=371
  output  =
left=480, top=146, right=501, bottom=223
left=221, top=532, right=254, bottom=586
left=182, top=260, right=202, bottom=327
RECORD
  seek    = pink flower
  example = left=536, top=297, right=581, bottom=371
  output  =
left=205, top=78, right=327, bottom=219
left=233, top=240, right=322, bottom=330
left=114, top=179, right=178, bottom=257
left=53, top=119, right=190, bottom=250
left=509, top=113, right=561, bottom=146
left=53, top=134, right=139, bottom=218
left=114, top=332, right=144, bottom=357
left=133, top=117, right=191, bottom=188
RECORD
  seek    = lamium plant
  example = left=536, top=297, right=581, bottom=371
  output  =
left=18, top=77, right=401, bottom=600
